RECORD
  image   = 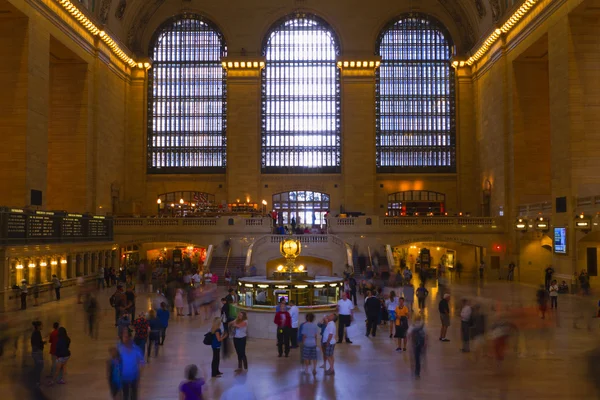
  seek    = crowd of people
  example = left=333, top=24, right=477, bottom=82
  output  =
left=6, top=260, right=600, bottom=399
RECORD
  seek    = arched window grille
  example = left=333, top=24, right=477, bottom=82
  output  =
left=376, top=14, right=456, bottom=173
left=261, top=14, right=341, bottom=174
left=148, top=15, right=227, bottom=174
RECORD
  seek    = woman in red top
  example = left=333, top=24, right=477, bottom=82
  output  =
left=274, top=299, right=292, bottom=357
left=48, top=322, right=60, bottom=379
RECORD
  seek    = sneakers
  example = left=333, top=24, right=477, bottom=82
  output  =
left=325, top=369, right=335, bottom=375
left=441, top=338, right=450, bottom=342
left=345, top=340, right=353, bottom=344
left=396, top=347, right=402, bottom=352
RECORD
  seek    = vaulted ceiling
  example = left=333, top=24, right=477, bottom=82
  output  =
left=88, top=0, right=511, bottom=57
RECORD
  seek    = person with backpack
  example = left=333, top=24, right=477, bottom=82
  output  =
left=409, top=315, right=427, bottom=378
left=208, top=317, right=227, bottom=377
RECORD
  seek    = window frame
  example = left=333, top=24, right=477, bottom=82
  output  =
left=260, top=13, right=342, bottom=174
left=375, top=13, right=456, bottom=174
left=147, top=14, right=228, bottom=174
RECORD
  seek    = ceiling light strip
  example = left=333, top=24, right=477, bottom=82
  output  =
left=56, top=0, right=145, bottom=69
left=465, top=0, right=538, bottom=66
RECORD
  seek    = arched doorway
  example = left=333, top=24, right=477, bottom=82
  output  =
left=272, top=190, right=330, bottom=226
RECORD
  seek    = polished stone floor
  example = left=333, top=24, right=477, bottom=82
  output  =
left=1, top=277, right=599, bottom=400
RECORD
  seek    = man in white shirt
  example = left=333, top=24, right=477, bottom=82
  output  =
left=336, top=292, right=354, bottom=344
left=289, top=300, right=299, bottom=348
left=322, top=313, right=338, bottom=375
left=460, top=298, right=473, bottom=353
left=191, top=271, right=201, bottom=287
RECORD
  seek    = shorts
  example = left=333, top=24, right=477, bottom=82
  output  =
left=302, top=345, right=318, bottom=360
left=394, top=317, right=408, bottom=338
left=324, top=343, right=335, bottom=357
left=440, top=314, right=450, bottom=327
left=56, top=356, right=70, bottom=364
left=388, top=310, right=396, bottom=322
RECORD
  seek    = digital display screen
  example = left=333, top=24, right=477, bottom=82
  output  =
left=554, top=227, right=567, bottom=254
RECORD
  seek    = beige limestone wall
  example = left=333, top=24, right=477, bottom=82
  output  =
left=512, top=60, right=551, bottom=205
left=47, top=61, right=89, bottom=212
left=474, top=58, right=507, bottom=216
left=518, top=235, right=552, bottom=285
left=93, top=57, right=128, bottom=214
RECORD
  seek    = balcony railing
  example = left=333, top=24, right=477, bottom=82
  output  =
left=328, top=216, right=503, bottom=233
left=517, top=202, right=552, bottom=216
left=114, top=216, right=271, bottom=234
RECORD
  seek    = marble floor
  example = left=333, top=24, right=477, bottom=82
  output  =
left=1, top=278, right=599, bottom=400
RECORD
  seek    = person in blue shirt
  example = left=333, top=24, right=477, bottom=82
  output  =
left=117, top=329, right=144, bottom=400
left=147, top=310, right=162, bottom=361
left=156, top=302, right=170, bottom=345
left=210, top=317, right=228, bottom=378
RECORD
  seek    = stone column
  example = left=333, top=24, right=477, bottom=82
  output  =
left=339, top=59, right=379, bottom=214
left=548, top=16, right=575, bottom=278
left=224, top=59, right=263, bottom=203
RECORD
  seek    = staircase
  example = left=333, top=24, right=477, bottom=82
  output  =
left=209, top=256, right=246, bottom=285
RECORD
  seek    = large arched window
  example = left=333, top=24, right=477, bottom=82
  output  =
left=272, top=190, right=330, bottom=226
left=148, top=15, right=227, bottom=174
left=261, top=14, right=341, bottom=174
left=376, top=14, right=456, bottom=173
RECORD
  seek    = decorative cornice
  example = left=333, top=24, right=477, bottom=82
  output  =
left=52, top=0, right=151, bottom=70
left=453, top=0, right=539, bottom=68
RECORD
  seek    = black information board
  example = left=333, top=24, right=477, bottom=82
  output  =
left=61, top=216, right=85, bottom=237
left=28, top=214, right=59, bottom=238
left=1, top=208, right=113, bottom=243
left=6, top=211, right=27, bottom=239
left=88, top=218, right=109, bottom=237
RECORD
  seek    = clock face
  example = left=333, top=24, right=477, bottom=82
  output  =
left=284, top=241, right=297, bottom=253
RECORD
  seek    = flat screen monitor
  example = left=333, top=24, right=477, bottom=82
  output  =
left=554, top=227, right=567, bottom=254
left=274, top=290, right=289, bottom=304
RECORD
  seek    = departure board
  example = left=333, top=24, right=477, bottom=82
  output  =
left=88, top=217, right=109, bottom=237
left=28, top=214, right=58, bottom=237
left=6, top=210, right=27, bottom=239
left=61, top=216, right=84, bottom=237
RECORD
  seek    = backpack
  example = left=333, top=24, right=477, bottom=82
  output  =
left=203, top=331, right=213, bottom=346
left=109, top=293, right=117, bottom=307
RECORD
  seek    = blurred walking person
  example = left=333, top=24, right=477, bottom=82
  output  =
left=409, top=315, right=427, bottom=378
left=157, top=302, right=170, bottom=345
left=179, top=364, right=205, bottom=400
left=147, top=309, right=162, bottom=361
left=385, top=291, right=398, bottom=338
left=118, top=329, right=145, bottom=400
left=439, top=293, right=451, bottom=342
left=85, top=293, right=99, bottom=339
left=460, top=298, right=472, bottom=353
left=47, top=322, right=60, bottom=380
left=30, top=321, right=45, bottom=387
left=52, top=275, right=62, bottom=300
left=107, top=347, right=122, bottom=400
